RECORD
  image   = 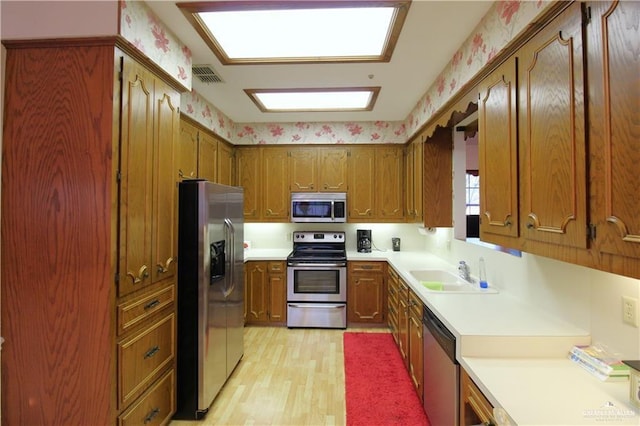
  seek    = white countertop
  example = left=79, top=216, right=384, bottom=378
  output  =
left=244, top=248, right=640, bottom=425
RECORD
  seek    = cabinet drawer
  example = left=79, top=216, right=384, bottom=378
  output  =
left=409, top=290, right=422, bottom=316
left=117, top=285, right=175, bottom=335
left=349, top=261, right=385, bottom=273
left=118, top=312, right=175, bottom=409
left=118, top=369, right=175, bottom=426
left=268, top=261, right=285, bottom=273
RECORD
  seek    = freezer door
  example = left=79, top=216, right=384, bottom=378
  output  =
left=225, top=187, right=244, bottom=378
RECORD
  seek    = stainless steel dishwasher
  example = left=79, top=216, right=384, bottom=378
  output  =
left=423, top=305, right=459, bottom=426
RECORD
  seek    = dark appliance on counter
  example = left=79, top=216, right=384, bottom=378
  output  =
left=423, top=304, right=459, bottom=425
left=286, top=231, right=347, bottom=328
left=357, top=229, right=372, bottom=253
left=174, top=180, right=244, bottom=420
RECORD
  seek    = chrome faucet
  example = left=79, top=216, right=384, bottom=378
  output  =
left=458, top=261, right=471, bottom=282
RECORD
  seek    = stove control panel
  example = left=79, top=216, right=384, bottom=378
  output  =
left=293, top=231, right=345, bottom=242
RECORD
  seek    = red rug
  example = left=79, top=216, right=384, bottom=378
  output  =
left=343, top=332, right=429, bottom=426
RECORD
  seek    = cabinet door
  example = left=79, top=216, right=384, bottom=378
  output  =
left=412, top=140, right=424, bottom=221
left=119, top=58, right=154, bottom=296
left=423, top=127, right=453, bottom=227
left=236, top=148, right=261, bottom=220
left=478, top=56, right=519, bottom=240
left=198, top=130, right=218, bottom=182
left=588, top=0, right=640, bottom=260
left=347, top=262, right=385, bottom=323
left=397, top=281, right=409, bottom=369
left=217, top=142, right=235, bottom=186
left=263, top=148, right=290, bottom=221
left=318, top=147, right=348, bottom=191
left=408, top=298, right=423, bottom=398
left=177, top=119, right=198, bottom=180
left=347, top=147, right=376, bottom=220
left=404, top=143, right=415, bottom=219
left=245, top=262, right=268, bottom=323
left=289, top=148, right=317, bottom=191
left=268, top=262, right=287, bottom=323
left=376, top=146, right=404, bottom=221
left=151, top=78, right=179, bottom=285
left=518, top=2, right=587, bottom=249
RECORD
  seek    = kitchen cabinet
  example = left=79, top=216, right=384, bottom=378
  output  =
left=217, top=140, right=235, bottom=186
left=518, top=1, right=588, bottom=250
left=347, top=261, right=386, bottom=324
left=587, top=0, right=640, bottom=265
left=197, top=130, right=218, bottom=182
left=348, top=145, right=404, bottom=222
left=178, top=116, right=235, bottom=184
left=178, top=119, right=199, bottom=180
left=1, top=40, right=179, bottom=424
left=423, top=126, right=454, bottom=227
left=460, top=368, right=495, bottom=426
left=404, top=138, right=424, bottom=223
left=478, top=55, right=519, bottom=243
left=289, top=146, right=348, bottom=192
left=244, top=261, right=287, bottom=324
left=387, top=267, right=400, bottom=344
left=397, top=278, right=410, bottom=368
left=408, top=289, right=423, bottom=398
left=237, top=147, right=290, bottom=222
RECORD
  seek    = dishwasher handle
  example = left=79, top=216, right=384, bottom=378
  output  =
left=423, top=306, right=457, bottom=364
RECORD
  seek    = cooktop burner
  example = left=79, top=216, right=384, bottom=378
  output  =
left=287, top=231, right=347, bottom=264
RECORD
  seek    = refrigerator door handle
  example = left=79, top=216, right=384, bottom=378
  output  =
left=223, top=218, right=235, bottom=298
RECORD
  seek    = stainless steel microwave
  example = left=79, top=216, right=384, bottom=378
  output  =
left=291, top=193, right=347, bottom=223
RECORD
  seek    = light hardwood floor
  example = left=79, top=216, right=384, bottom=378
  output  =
left=170, top=326, right=388, bottom=426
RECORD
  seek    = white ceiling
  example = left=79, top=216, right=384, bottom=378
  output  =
left=146, top=1, right=494, bottom=123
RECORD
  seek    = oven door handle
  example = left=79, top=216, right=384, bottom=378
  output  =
left=287, top=262, right=346, bottom=268
left=288, top=303, right=346, bottom=309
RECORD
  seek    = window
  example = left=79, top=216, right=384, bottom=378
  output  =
left=465, top=172, right=479, bottom=215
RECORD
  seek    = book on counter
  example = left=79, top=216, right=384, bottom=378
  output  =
left=568, top=345, right=630, bottom=381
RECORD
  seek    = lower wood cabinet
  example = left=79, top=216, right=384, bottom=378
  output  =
left=408, top=289, right=424, bottom=399
left=245, top=261, right=287, bottom=325
left=460, top=368, right=495, bottom=426
left=387, top=267, right=400, bottom=343
left=347, top=261, right=387, bottom=324
left=118, top=369, right=175, bottom=426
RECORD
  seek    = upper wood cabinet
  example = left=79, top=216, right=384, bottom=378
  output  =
left=177, top=120, right=198, bottom=180
left=289, top=147, right=348, bottom=192
left=478, top=55, right=519, bottom=242
left=587, top=0, right=640, bottom=263
left=423, top=127, right=453, bottom=227
left=177, top=116, right=235, bottom=185
left=405, top=138, right=424, bottom=223
left=198, top=130, right=218, bottom=182
left=517, top=2, right=588, bottom=249
left=217, top=141, right=235, bottom=186
left=119, top=55, right=179, bottom=296
left=347, top=146, right=404, bottom=222
left=236, top=147, right=290, bottom=222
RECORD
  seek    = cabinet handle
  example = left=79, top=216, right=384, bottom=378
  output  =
left=127, top=265, right=149, bottom=284
left=144, top=299, right=160, bottom=310
left=526, top=222, right=534, bottom=229
left=144, top=346, right=160, bottom=359
left=178, top=169, right=184, bottom=178
left=144, top=407, right=160, bottom=424
left=156, top=257, right=174, bottom=274
left=505, top=219, right=512, bottom=226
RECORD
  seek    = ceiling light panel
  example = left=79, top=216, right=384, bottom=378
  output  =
left=245, top=88, right=381, bottom=112
left=179, top=1, right=411, bottom=64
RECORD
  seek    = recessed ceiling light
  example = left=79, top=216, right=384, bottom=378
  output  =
left=245, top=88, right=381, bottom=112
left=179, top=1, right=411, bottom=64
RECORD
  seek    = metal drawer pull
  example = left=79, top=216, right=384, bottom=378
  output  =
left=144, top=407, right=160, bottom=424
left=144, top=346, right=160, bottom=359
left=144, top=299, right=160, bottom=310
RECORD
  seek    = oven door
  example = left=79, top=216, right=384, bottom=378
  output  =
left=287, top=263, right=346, bottom=302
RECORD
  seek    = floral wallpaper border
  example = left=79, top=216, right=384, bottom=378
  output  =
left=123, top=1, right=551, bottom=145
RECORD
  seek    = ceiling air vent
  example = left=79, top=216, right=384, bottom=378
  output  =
left=193, top=65, right=223, bottom=84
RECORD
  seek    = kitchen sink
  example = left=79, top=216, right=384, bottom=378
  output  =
left=409, top=270, right=498, bottom=293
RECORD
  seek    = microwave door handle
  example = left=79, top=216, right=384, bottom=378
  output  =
left=331, top=200, right=334, bottom=221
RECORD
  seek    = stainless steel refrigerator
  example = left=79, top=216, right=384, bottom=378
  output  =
left=174, top=180, right=244, bottom=420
